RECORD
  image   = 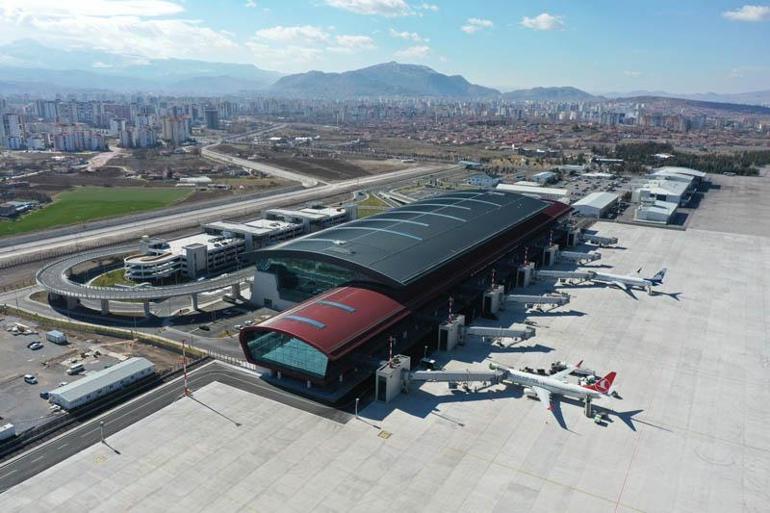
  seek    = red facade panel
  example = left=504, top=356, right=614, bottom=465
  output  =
left=248, top=287, right=408, bottom=360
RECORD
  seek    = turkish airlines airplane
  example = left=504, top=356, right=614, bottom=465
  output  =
left=590, top=267, right=667, bottom=294
left=489, top=361, right=617, bottom=415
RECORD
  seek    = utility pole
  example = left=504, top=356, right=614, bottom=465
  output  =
left=99, top=420, right=105, bottom=444
left=182, top=339, right=191, bottom=397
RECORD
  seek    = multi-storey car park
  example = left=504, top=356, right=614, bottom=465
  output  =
left=240, top=189, right=572, bottom=403
left=35, top=204, right=358, bottom=316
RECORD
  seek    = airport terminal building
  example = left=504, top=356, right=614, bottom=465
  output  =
left=240, top=190, right=572, bottom=397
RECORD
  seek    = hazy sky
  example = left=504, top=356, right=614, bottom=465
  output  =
left=0, top=0, right=769, bottom=93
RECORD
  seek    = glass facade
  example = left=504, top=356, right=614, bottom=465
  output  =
left=244, top=330, right=329, bottom=378
left=256, top=257, right=361, bottom=302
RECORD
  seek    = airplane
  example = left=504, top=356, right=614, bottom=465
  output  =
left=489, top=360, right=617, bottom=416
left=588, top=267, right=666, bottom=294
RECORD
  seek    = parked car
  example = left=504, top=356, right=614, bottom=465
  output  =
left=233, top=324, right=243, bottom=330
left=24, top=374, right=38, bottom=384
left=27, top=341, right=44, bottom=350
left=198, top=325, right=211, bottom=331
left=39, top=390, right=50, bottom=400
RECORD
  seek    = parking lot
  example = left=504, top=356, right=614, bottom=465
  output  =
left=0, top=317, right=121, bottom=432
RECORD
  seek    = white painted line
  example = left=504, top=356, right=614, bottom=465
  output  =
left=31, top=455, right=44, bottom=463
left=58, top=443, right=68, bottom=450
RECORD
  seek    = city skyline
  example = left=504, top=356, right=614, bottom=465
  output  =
left=0, top=0, right=769, bottom=94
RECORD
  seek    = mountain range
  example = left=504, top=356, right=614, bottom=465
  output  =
left=0, top=41, right=281, bottom=95
left=269, top=61, right=499, bottom=98
left=0, top=42, right=768, bottom=107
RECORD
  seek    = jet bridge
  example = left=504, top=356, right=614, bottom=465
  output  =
left=375, top=355, right=511, bottom=403
left=580, top=232, right=618, bottom=246
left=504, top=293, right=571, bottom=307
left=463, top=324, right=535, bottom=340
left=558, top=250, right=601, bottom=264
left=535, top=269, right=595, bottom=281
left=408, top=369, right=506, bottom=383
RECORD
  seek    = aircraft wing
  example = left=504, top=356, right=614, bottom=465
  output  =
left=611, top=280, right=628, bottom=291
left=550, top=366, right=574, bottom=381
left=533, top=386, right=553, bottom=411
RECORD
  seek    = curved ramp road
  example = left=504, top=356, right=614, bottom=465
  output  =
left=36, top=247, right=255, bottom=301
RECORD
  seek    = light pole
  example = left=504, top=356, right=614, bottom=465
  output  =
left=99, top=420, right=105, bottom=443
left=355, top=397, right=359, bottom=419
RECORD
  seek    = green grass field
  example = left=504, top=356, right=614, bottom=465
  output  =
left=90, top=268, right=134, bottom=287
left=356, top=194, right=391, bottom=218
left=0, top=186, right=192, bottom=238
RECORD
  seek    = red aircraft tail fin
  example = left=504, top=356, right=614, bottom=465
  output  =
left=583, top=372, right=616, bottom=394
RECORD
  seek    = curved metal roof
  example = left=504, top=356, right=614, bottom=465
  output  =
left=254, top=190, right=549, bottom=288
left=240, top=286, right=409, bottom=360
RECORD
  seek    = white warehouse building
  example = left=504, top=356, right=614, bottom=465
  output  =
left=653, top=166, right=706, bottom=183
left=48, top=357, right=155, bottom=410
left=265, top=205, right=356, bottom=232
left=571, top=192, right=619, bottom=218
left=635, top=200, right=678, bottom=224
left=496, top=183, right=570, bottom=203
left=531, top=171, right=558, bottom=184
left=648, top=169, right=695, bottom=190
left=631, top=179, right=689, bottom=206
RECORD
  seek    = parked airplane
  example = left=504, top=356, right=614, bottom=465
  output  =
left=489, top=360, right=617, bottom=416
left=589, top=267, right=666, bottom=294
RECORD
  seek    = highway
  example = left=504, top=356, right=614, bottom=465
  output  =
left=0, top=360, right=350, bottom=493
left=0, top=157, right=455, bottom=268
left=201, top=144, right=322, bottom=187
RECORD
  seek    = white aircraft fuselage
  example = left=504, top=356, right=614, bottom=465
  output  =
left=504, top=368, right=602, bottom=401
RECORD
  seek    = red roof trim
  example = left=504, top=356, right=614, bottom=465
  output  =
left=240, top=287, right=409, bottom=361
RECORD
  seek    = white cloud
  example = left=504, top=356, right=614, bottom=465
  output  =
left=394, top=44, right=431, bottom=60
left=249, top=27, right=375, bottom=68
left=461, top=18, right=493, bottom=34
left=325, top=0, right=412, bottom=17
left=418, top=3, right=438, bottom=11
left=246, top=41, right=323, bottom=69
left=0, top=0, right=184, bottom=18
left=245, top=0, right=257, bottom=7
left=624, top=70, right=642, bottom=78
left=722, top=5, right=770, bottom=22
left=333, top=35, right=376, bottom=50
left=254, top=25, right=331, bottom=44
left=0, top=1, right=239, bottom=61
left=389, top=28, right=426, bottom=42
left=521, top=13, right=565, bottom=31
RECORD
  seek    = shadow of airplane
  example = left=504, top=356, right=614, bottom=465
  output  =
left=653, top=291, right=683, bottom=301
left=525, top=310, right=587, bottom=317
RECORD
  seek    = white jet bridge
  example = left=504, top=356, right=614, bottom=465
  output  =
left=580, top=232, right=618, bottom=246
left=535, top=269, right=595, bottom=281
left=504, top=293, right=571, bottom=307
left=558, top=250, right=601, bottom=264
left=463, top=324, right=535, bottom=340
left=408, top=369, right=506, bottom=384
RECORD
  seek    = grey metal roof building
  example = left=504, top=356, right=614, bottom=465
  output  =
left=572, top=192, right=619, bottom=218
left=48, top=358, right=155, bottom=410
left=254, top=190, right=551, bottom=289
